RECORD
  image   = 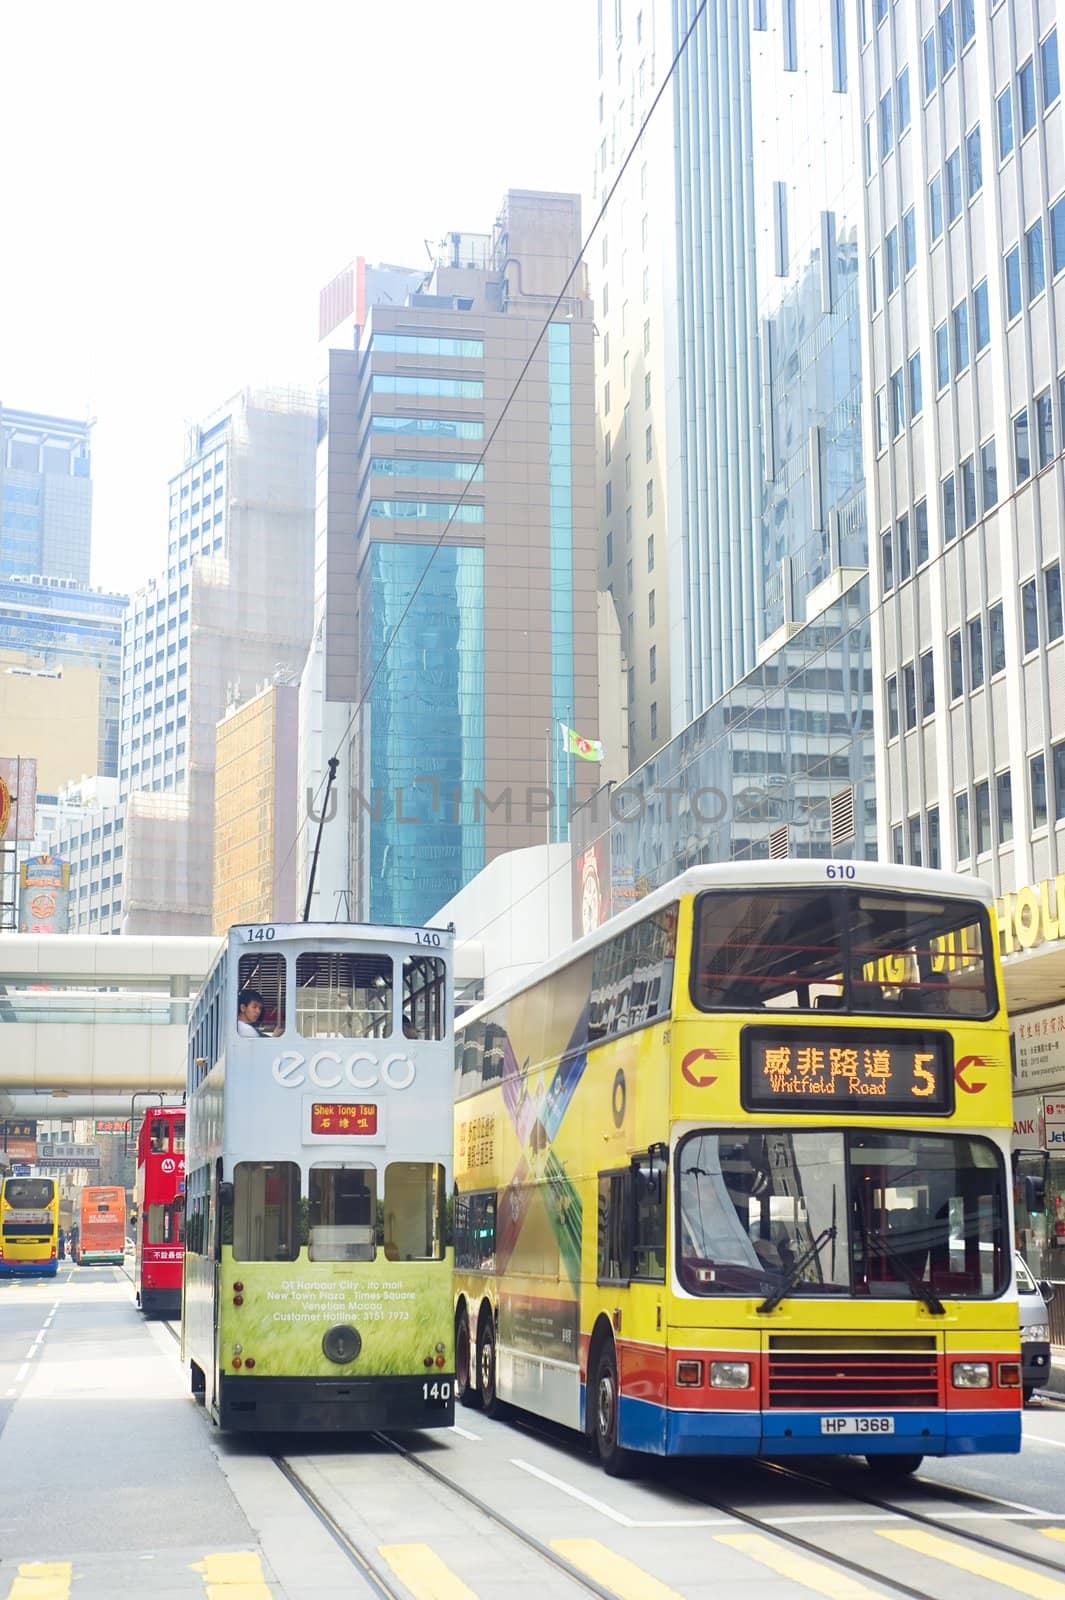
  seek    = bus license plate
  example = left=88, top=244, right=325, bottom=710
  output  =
left=821, top=1416, right=895, bottom=1435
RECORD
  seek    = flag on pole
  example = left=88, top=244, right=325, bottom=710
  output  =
left=561, top=723, right=604, bottom=762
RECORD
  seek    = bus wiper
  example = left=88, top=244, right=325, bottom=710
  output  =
left=864, top=1232, right=945, bottom=1316
left=757, top=1225, right=838, bottom=1315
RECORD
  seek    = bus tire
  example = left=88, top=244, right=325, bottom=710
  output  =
left=190, top=1361, right=206, bottom=1404
left=477, top=1315, right=503, bottom=1417
left=864, top=1453, right=922, bottom=1479
left=591, top=1340, right=638, bottom=1478
left=455, top=1305, right=477, bottom=1407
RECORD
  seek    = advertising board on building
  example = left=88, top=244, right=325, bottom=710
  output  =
left=18, top=854, right=70, bottom=934
left=0, top=756, right=37, bottom=842
left=1012, top=1002, right=1065, bottom=1095
left=0, top=1120, right=38, bottom=1163
left=35, top=1142, right=99, bottom=1169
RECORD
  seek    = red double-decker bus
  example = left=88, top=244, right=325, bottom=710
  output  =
left=133, top=1106, right=186, bottom=1316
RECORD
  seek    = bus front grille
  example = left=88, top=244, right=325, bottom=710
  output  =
left=767, top=1341, right=940, bottom=1409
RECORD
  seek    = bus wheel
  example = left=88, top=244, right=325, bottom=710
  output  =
left=190, top=1361, right=206, bottom=1404
left=478, top=1317, right=502, bottom=1417
left=592, top=1343, right=638, bottom=1478
left=864, top=1453, right=922, bottom=1479
left=455, top=1308, right=477, bottom=1408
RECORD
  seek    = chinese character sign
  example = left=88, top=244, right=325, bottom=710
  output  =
left=310, top=1102, right=379, bottom=1136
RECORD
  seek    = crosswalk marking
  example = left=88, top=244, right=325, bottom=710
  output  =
left=552, top=1538, right=687, bottom=1599
left=4, top=1564, right=71, bottom=1600
left=192, top=1550, right=273, bottom=1597
left=378, top=1543, right=478, bottom=1600
left=879, top=1529, right=1065, bottom=1600
left=714, top=1533, right=889, bottom=1600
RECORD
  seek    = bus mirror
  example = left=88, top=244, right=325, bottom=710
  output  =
left=1040, top=1280, right=1056, bottom=1303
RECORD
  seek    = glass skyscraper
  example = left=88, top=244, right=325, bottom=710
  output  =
left=0, top=408, right=92, bottom=584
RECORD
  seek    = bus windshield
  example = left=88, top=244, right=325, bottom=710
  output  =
left=691, top=889, right=994, bottom=1016
left=3, top=1180, right=55, bottom=1209
left=676, top=1131, right=1008, bottom=1300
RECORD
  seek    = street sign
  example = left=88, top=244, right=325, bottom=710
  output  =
left=36, top=1142, right=100, bottom=1169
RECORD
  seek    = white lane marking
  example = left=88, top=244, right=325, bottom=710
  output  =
left=1022, top=1432, right=1065, bottom=1450
left=451, top=1424, right=481, bottom=1441
left=14, top=1364, right=29, bottom=1382
left=771, top=1511, right=1065, bottom=1525
left=912, top=1481, right=1054, bottom=1517
left=510, top=1457, right=737, bottom=1529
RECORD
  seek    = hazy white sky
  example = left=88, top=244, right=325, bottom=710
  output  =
left=1, top=1, right=597, bottom=594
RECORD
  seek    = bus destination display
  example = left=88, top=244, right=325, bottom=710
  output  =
left=741, top=1028, right=953, bottom=1114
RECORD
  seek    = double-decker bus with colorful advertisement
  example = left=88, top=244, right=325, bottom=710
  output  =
left=453, top=861, right=1021, bottom=1478
left=134, top=1106, right=186, bottom=1316
left=0, top=1177, right=59, bottom=1277
left=183, top=921, right=454, bottom=1432
left=74, top=1186, right=126, bottom=1266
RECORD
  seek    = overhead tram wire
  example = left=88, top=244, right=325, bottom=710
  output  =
left=273, top=0, right=712, bottom=910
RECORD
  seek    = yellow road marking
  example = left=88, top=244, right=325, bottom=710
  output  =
left=715, top=1533, right=887, bottom=1600
left=553, top=1538, right=687, bottom=1600
left=1044, top=1531, right=1065, bottom=1541
left=192, top=1550, right=273, bottom=1598
left=4, top=1565, right=72, bottom=1600
left=879, top=1529, right=1065, bottom=1600
left=378, top=1543, right=478, bottom=1600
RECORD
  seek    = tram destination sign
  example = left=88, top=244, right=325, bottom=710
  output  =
left=741, top=1027, right=954, bottom=1115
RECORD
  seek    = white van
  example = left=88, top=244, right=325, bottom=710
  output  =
left=1016, top=1252, right=1053, bottom=1403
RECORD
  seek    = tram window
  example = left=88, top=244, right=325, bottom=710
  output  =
left=693, top=891, right=844, bottom=1010
left=171, top=1120, right=185, bottom=1154
left=382, top=1163, right=446, bottom=1261
left=147, top=1201, right=184, bottom=1245
left=149, top=1119, right=168, bottom=1153
left=295, top=952, right=392, bottom=1038
left=185, top=1163, right=209, bottom=1254
left=454, top=1190, right=496, bottom=1271
left=232, top=1161, right=300, bottom=1261
left=308, top=1165, right=377, bottom=1262
left=402, top=955, right=447, bottom=1040
left=237, top=952, right=287, bottom=1034
left=597, top=1170, right=632, bottom=1283
left=631, top=1152, right=667, bottom=1282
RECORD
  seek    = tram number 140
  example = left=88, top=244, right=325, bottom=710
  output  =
left=422, top=1380, right=452, bottom=1404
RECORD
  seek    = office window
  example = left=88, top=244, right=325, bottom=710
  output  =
left=1006, top=246, right=1022, bottom=318
left=885, top=228, right=900, bottom=294
left=1046, top=561, right=1063, bottom=639
left=955, top=791, right=971, bottom=861
left=649, top=644, right=656, bottom=683
left=1028, top=219, right=1046, bottom=299
left=643, top=319, right=651, bottom=354
left=969, top=616, right=985, bottom=688
left=1044, top=29, right=1061, bottom=106
left=958, top=0, right=975, bottom=47
left=995, top=771, right=1014, bottom=844
left=887, top=674, right=899, bottom=738
left=1031, top=753, right=1048, bottom=828
left=975, top=780, right=992, bottom=855
left=626, top=559, right=633, bottom=594
left=1057, top=741, right=1065, bottom=822
left=648, top=588, right=656, bottom=627
left=875, top=387, right=887, bottom=452
left=903, top=663, right=917, bottom=731
left=645, top=425, right=653, bottom=462
left=989, top=601, right=1006, bottom=674
left=892, top=825, right=905, bottom=865
left=605, top=482, right=613, bottom=515
left=936, top=323, right=950, bottom=390
left=647, top=534, right=654, bottom=571
left=891, top=369, right=905, bottom=437
left=939, top=3, right=956, bottom=74
left=898, top=513, right=911, bottom=584
left=953, top=299, right=970, bottom=372
left=998, top=86, right=1014, bottom=158
left=864, top=117, right=875, bottom=178
left=881, top=528, right=894, bottom=592
left=1051, top=196, right=1065, bottom=278
left=981, top=438, right=998, bottom=510
left=908, top=815, right=923, bottom=866
left=909, top=352, right=923, bottom=417
left=966, top=125, right=982, bottom=196
left=946, top=149, right=962, bottom=223
left=920, top=650, right=935, bottom=719
left=1022, top=578, right=1040, bottom=653
left=880, top=90, right=894, bottom=158
left=650, top=702, right=658, bottom=741
left=1037, top=390, right=1054, bottom=468
left=961, top=456, right=977, bottom=527
left=927, top=806, right=941, bottom=869
left=915, top=499, right=929, bottom=566
left=897, top=68, right=910, bottom=133
left=902, top=207, right=917, bottom=273
left=923, top=31, right=937, bottom=97
left=1019, top=58, right=1037, bottom=135
left=870, top=250, right=880, bottom=312
left=974, top=280, right=990, bottom=350
left=949, top=630, right=964, bottom=699
left=606, top=531, right=613, bottom=567
left=646, top=479, right=654, bottom=515
left=1014, top=409, right=1031, bottom=483
left=942, top=472, right=957, bottom=542
left=643, top=373, right=651, bottom=408
left=929, top=174, right=944, bottom=240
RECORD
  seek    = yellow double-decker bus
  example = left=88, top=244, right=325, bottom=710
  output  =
left=453, top=861, right=1020, bottom=1478
left=0, top=1177, right=60, bottom=1278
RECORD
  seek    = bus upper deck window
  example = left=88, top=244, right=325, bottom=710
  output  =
left=693, top=891, right=844, bottom=1011
left=296, top=953, right=393, bottom=1038
left=402, top=955, right=447, bottom=1040
left=237, top=952, right=286, bottom=1035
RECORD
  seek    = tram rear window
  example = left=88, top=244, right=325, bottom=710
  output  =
left=308, top=1166, right=376, bottom=1262
left=232, top=1162, right=300, bottom=1262
left=692, top=890, right=994, bottom=1017
left=296, top=953, right=393, bottom=1038
left=3, top=1180, right=54, bottom=1209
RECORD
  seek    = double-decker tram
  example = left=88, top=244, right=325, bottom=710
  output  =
left=453, top=862, right=1020, bottom=1477
left=0, top=1176, right=59, bottom=1277
left=134, top=1106, right=186, bottom=1316
left=183, top=921, right=454, bottom=1431
left=74, top=1186, right=126, bottom=1266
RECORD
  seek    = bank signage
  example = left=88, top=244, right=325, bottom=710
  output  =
left=1012, top=1002, right=1065, bottom=1093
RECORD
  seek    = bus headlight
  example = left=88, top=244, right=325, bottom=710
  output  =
left=1022, top=1323, right=1050, bottom=1342
left=952, top=1361, right=991, bottom=1388
left=710, top=1361, right=752, bottom=1389
left=323, top=1324, right=362, bottom=1364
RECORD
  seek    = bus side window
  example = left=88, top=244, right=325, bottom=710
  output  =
left=238, top=952, right=287, bottom=1035
left=597, top=1169, right=632, bottom=1284
left=631, top=1150, right=667, bottom=1282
